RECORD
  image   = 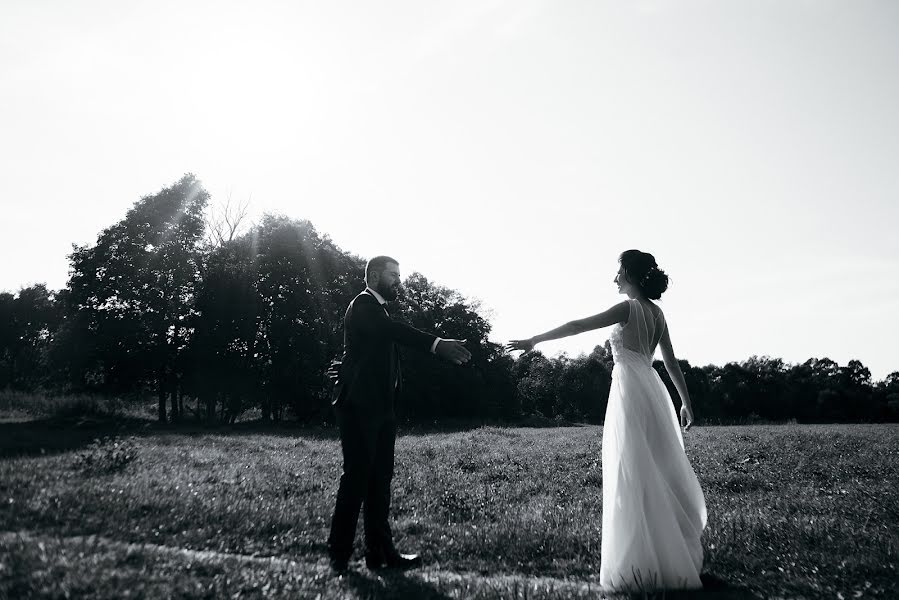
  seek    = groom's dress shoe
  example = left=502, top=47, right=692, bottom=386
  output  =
left=365, top=549, right=422, bottom=570
left=386, top=552, right=422, bottom=569
left=329, top=555, right=349, bottom=575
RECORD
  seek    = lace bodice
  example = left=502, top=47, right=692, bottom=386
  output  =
left=609, top=299, right=666, bottom=367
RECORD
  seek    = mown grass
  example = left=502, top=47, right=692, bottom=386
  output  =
left=1, top=421, right=897, bottom=599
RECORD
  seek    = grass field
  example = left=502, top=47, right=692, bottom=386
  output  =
left=1, top=417, right=897, bottom=599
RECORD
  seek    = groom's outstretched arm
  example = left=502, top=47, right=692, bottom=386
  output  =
left=353, top=296, right=434, bottom=350
left=353, top=296, right=471, bottom=364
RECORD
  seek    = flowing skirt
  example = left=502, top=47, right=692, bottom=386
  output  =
left=599, top=351, right=707, bottom=591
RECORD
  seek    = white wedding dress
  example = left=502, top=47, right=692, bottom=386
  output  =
left=599, top=299, right=707, bottom=591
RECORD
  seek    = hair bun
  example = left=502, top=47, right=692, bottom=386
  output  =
left=619, top=249, right=669, bottom=300
left=642, top=267, right=669, bottom=300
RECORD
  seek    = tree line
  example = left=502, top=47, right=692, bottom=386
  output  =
left=2, top=175, right=897, bottom=425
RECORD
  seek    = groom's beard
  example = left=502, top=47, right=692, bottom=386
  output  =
left=378, top=281, right=400, bottom=301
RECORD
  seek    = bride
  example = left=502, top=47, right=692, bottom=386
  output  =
left=508, top=250, right=707, bottom=592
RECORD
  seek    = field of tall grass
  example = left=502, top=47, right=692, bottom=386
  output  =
left=1, top=410, right=896, bottom=599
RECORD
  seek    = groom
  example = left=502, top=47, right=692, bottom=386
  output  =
left=327, top=255, right=471, bottom=574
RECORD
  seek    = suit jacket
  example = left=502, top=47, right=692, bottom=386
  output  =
left=331, top=290, right=437, bottom=418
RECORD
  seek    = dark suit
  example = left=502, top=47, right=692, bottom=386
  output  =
left=328, top=289, right=437, bottom=562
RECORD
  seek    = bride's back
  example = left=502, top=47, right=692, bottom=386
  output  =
left=619, top=299, right=666, bottom=359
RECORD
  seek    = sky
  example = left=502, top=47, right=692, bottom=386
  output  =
left=1, top=0, right=898, bottom=380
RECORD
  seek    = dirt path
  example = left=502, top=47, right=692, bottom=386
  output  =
left=1, top=530, right=611, bottom=598
left=1, top=530, right=752, bottom=599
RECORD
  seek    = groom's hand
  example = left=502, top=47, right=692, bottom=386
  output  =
left=435, top=339, right=471, bottom=365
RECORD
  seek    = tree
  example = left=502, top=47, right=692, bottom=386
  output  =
left=205, top=195, right=250, bottom=248
left=0, top=284, right=63, bottom=389
left=838, top=359, right=878, bottom=422
left=879, top=371, right=899, bottom=422
left=391, top=272, right=500, bottom=423
left=741, top=356, right=790, bottom=420
left=514, top=353, right=559, bottom=419
left=185, top=214, right=366, bottom=423
left=252, top=215, right=343, bottom=421
left=555, top=349, right=613, bottom=422
left=0, top=292, right=14, bottom=387
left=186, top=232, right=264, bottom=421
left=708, top=362, right=757, bottom=420
left=65, top=174, right=209, bottom=421
left=789, top=358, right=842, bottom=422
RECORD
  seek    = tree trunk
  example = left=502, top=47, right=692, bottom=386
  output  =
left=157, top=374, right=167, bottom=423
left=169, top=378, right=179, bottom=423
left=169, top=376, right=181, bottom=422
left=261, top=396, right=271, bottom=422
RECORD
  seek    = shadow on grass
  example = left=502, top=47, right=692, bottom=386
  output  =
left=638, top=574, right=756, bottom=599
left=598, top=573, right=755, bottom=600
left=0, top=414, right=349, bottom=458
left=343, top=569, right=453, bottom=600
left=0, top=413, right=582, bottom=459
left=337, top=569, right=752, bottom=600
left=696, top=573, right=756, bottom=599
left=0, top=416, right=154, bottom=458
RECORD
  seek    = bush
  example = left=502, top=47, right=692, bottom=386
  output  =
left=0, top=389, right=151, bottom=420
left=73, top=436, right=138, bottom=474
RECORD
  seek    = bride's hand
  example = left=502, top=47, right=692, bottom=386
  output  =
left=506, top=338, right=535, bottom=353
left=680, top=405, right=694, bottom=431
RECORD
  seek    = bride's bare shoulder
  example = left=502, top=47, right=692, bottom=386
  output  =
left=643, top=300, right=665, bottom=322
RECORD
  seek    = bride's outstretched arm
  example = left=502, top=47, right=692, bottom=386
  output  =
left=659, top=325, right=695, bottom=429
left=507, top=301, right=629, bottom=352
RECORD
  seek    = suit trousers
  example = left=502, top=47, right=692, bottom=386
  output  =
left=327, top=405, right=396, bottom=561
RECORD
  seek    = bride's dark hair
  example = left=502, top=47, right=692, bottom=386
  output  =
left=619, top=250, right=669, bottom=300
